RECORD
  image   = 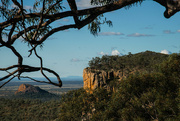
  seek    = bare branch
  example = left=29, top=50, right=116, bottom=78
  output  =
left=33, top=44, right=59, bottom=85
left=37, top=24, right=76, bottom=44
left=10, top=18, right=57, bottom=45
left=1, top=0, right=179, bottom=29
left=7, top=22, right=16, bottom=43
left=0, top=69, right=19, bottom=81
left=0, top=64, right=62, bottom=87
left=0, top=76, right=16, bottom=88
left=12, top=0, right=23, bottom=10
left=35, top=13, right=99, bottom=44
left=32, top=0, right=46, bottom=41
left=8, top=46, right=23, bottom=66
left=11, top=25, right=38, bottom=45
left=0, top=28, right=9, bottom=47
left=0, top=0, right=140, bottom=28
left=1, top=0, right=180, bottom=88
left=154, top=0, right=180, bottom=18
left=67, top=0, right=80, bottom=25
left=20, top=0, right=31, bottom=42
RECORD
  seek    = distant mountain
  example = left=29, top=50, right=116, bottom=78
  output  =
left=15, top=84, right=48, bottom=94
left=14, top=84, right=60, bottom=101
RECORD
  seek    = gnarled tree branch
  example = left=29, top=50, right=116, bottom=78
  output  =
left=0, top=0, right=180, bottom=88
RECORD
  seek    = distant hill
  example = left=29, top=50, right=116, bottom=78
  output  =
left=15, top=84, right=48, bottom=94
left=14, top=84, right=60, bottom=101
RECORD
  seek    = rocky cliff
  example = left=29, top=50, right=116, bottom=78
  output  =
left=83, top=67, right=130, bottom=93
left=83, top=51, right=169, bottom=93
left=15, top=84, right=48, bottom=94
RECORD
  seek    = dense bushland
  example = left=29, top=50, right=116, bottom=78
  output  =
left=58, top=53, right=180, bottom=121
left=12, top=92, right=61, bottom=101
left=1, top=52, right=179, bottom=121
left=0, top=98, right=60, bottom=121
left=88, top=51, right=168, bottom=72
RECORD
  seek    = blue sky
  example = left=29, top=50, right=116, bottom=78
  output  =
left=0, top=0, right=180, bottom=78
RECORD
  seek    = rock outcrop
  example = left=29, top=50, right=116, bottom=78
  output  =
left=83, top=67, right=128, bottom=93
left=83, top=51, right=169, bottom=93
left=15, top=84, right=48, bottom=94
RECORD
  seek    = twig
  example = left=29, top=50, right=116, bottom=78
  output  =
left=32, top=0, right=46, bottom=41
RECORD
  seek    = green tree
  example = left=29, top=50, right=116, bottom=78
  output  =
left=88, top=57, right=102, bottom=69
left=0, top=0, right=180, bottom=87
left=0, top=98, right=60, bottom=120
left=58, top=88, right=92, bottom=121
left=92, top=54, right=180, bottom=120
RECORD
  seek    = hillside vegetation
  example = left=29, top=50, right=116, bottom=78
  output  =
left=58, top=52, right=179, bottom=121
left=83, top=51, right=170, bottom=93
left=0, top=51, right=179, bottom=121
left=88, top=51, right=169, bottom=73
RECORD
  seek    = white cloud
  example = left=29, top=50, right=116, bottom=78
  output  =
left=98, top=49, right=124, bottom=56
left=111, top=50, right=120, bottom=56
left=160, top=49, right=171, bottom=55
left=71, top=58, right=81, bottom=62
left=177, top=30, right=180, bottom=33
left=163, top=30, right=175, bottom=34
left=98, top=51, right=109, bottom=55
left=127, top=33, right=153, bottom=37
left=76, top=0, right=96, bottom=9
left=98, top=32, right=124, bottom=36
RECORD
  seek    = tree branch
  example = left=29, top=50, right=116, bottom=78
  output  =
left=0, top=69, right=19, bottom=81
left=37, top=24, right=76, bottom=44
left=0, top=64, right=62, bottom=87
left=33, top=44, right=62, bottom=86
left=1, top=0, right=180, bottom=88
left=7, top=22, right=16, bottom=43
left=67, top=0, right=80, bottom=25
left=32, top=0, right=46, bottom=41
left=0, top=76, right=16, bottom=88
left=153, top=0, right=180, bottom=18
left=45, top=0, right=63, bottom=15
left=0, top=0, right=142, bottom=28
left=1, top=0, right=179, bottom=29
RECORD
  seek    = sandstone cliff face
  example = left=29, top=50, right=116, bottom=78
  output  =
left=15, top=84, right=48, bottom=94
left=83, top=67, right=127, bottom=93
